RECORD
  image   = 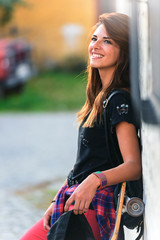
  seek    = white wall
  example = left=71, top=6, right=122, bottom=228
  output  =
left=116, top=0, right=160, bottom=239
left=142, top=123, right=160, bottom=239
left=137, top=0, right=160, bottom=237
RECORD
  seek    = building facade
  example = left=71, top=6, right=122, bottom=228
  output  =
left=0, top=0, right=97, bottom=67
left=116, top=0, right=160, bottom=239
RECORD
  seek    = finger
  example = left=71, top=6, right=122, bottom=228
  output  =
left=43, top=220, right=50, bottom=230
left=64, top=195, right=74, bottom=212
left=83, top=200, right=90, bottom=213
left=43, top=214, right=51, bottom=230
left=78, top=200, right=85, bottom=215
left=73, top=198, right=81, bottom=215
left=44, top=224, right=50, bottom=231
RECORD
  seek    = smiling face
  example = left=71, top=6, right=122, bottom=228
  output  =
left=89, top=24, right=120, bottom=71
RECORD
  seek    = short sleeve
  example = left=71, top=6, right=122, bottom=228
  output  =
left=108, top=93, right=136, bottom=127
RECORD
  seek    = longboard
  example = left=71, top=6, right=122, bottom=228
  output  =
left=109, top=182, right=126, bottom=240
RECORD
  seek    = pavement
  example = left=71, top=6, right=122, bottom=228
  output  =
left=0, top=112, right=77, bottom=239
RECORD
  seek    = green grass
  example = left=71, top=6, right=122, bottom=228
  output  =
left=0, top=70, right=87, bottom=112
left=15, top=179, right=63, bottom=210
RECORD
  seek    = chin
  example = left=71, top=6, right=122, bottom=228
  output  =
left=90, top=63, right=100, bottom=68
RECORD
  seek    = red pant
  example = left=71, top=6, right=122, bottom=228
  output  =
left=20, top=209, right=101, bottom=240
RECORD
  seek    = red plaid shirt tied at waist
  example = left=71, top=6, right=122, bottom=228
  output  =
left=51, top=184, right=123, bottom=240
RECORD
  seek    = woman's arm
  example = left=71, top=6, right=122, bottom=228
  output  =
left=102, top=121, right=142, bottom=186
left=64, top=121, right=142, bottom=215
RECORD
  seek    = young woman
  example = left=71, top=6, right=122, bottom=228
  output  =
left=20, top=12, right=142, bottom=240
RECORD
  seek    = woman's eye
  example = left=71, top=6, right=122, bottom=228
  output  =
left=104, top=40, right=112, bottom=44
left=91, top=37, right=97, bottom=42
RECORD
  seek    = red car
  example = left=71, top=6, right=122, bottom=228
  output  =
left=0, top=38, right=34, bottom=97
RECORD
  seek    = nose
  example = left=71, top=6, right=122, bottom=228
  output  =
left=92, top=40, right=101, bottom=49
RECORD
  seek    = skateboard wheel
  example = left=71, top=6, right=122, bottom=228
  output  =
left=126, top=197, right=145, bottom=217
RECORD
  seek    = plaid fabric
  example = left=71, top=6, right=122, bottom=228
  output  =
left=51, top=184, right=123, bottom=240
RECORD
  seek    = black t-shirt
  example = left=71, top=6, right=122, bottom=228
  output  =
left=67, top=92, right=137, bottom=185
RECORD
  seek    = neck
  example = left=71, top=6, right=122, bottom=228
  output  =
left=98, top=67, right=116, bottom=89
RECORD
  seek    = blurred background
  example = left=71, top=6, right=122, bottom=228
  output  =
left=0, top=0, right=160, bottom=239
left=0, top=0, right=117, bottom=109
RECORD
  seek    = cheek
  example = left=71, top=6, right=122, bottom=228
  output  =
left=104, top=47, right=115, bottom=60
left=88, top=43, right=92, bottom=54
left=113, top=46, right=120, bottom=59
left=108, top=48, right=120, bottom=62
left=114, top=49, right=120, bottom=62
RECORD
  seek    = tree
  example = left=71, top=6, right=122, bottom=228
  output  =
left=0, top=0, right=26, bottom=26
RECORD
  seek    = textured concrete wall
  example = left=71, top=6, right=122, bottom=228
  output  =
left=137, top=0, right=160, bottom=238
left=142, top=123, right=160, bottom=239
left=115, top=0, right=160, bottom=239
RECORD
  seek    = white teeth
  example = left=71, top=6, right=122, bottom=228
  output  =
left=92, top=53, right=103, bottom=58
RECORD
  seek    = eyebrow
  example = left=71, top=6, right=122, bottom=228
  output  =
left=92, top=34, right=111, bottom=39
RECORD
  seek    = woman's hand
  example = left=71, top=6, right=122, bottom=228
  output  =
left=64, top=174, right=100, bottom=215
left=43, top=202, right=55, bottom=230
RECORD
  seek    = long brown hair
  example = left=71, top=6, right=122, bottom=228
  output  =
left=77, top=12, right=130, bottom=127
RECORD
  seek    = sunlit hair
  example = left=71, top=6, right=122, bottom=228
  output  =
left=77, top=12, right=130, bottom=127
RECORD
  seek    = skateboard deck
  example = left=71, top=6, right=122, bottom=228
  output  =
left=109, top=182, right=126, bottom=240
